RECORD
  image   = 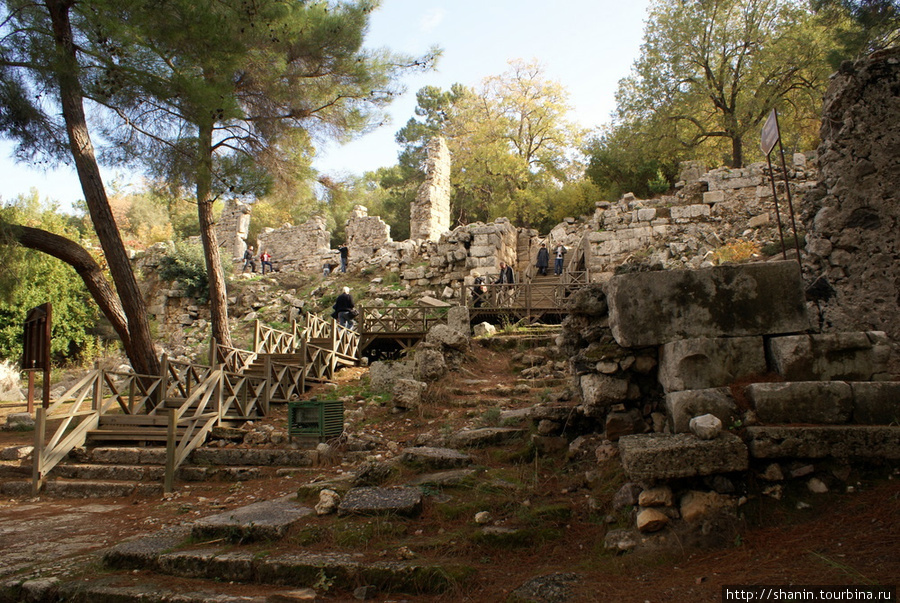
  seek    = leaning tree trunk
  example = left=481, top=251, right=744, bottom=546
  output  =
left=196, top=119, right=233, bottom=350
left=45, top=0, right=159, bottom=376
left=2, top=222, right=130, bottom=346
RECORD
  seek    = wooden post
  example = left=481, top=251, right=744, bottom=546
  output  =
left=31, top=407, right=46, bottom=495
left=41, top=304, right=51, bottom=410
left=92, top=360, right=102, bottom=411
left=164, top=408, right=177, bottom=493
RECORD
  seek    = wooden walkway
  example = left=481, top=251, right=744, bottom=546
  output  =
left=31, top=235, right=592, bottom=494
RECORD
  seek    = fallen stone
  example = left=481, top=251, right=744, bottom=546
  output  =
left=607, top=261, right=809, bottom=347
left=406, top=468, right=478, bottom=487
left=4, top=412, right=34, bottom=430
left=399, top=446, right=472, bottom=470
left=746, top=425, right=900, bottom=459
left=619, top=433, right=748, bottom=482
left=666, top=388, right=739, bottom=434
left=191, top=496, right=313, bottom=542
left=605, top=409, right=647, bottom=441
left=746, top=382, right=853, bottom=424
left=315, top=489, right=341, bottom=516
left=337, top=487, right=423, bottom=517
left=473, top=322, right=497, bottom=337
left=612, top=483, right=643, bottom=511
left=0, top=445, right=32, bottom=461
left=658, top=337, right=766, bottom=393
left=679, top=490, right=735, bottom=522
left=638, top=486, right=673, bottom=508
left=448, top=427, right=525, bottom=448
left=636, top=507, right=669, bottom=532
left=808, top=478, right=829, bottom=494
left=603, top=528, right=639, bottom=552
left=690, top=414, right=723, bottom=440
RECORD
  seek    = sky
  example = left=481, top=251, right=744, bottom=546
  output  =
left=0, top=0, right=652, bottom=211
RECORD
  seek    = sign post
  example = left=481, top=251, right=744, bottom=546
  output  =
left=760, top=109, right=801, bottom=262
left=22, top=303, right=52, bottom=413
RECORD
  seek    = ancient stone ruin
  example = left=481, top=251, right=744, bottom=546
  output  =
left=803, top=47, right=900, bottom=373
left=409, top=136, right=452, bottom=242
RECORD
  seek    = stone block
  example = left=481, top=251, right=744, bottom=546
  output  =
left=746, top=381, right=852, bottom=424
left=767, top=332, right=891, bottom=381
left=658, top=336, right=766, bottom=392
left=746, top=425, right=900, bottom=460
left=337, top=486, right=423, bottom=517
left=580, top=373, right=630, bottom=410
left=703, top=190, right=726, bottom=204
left=666, top=388, right=739, bottom=434
left=618, top=433, right=748, bottom=482
left=607, top=261, right=809, bottom=347
left=850, top=381, right=900, bottom=424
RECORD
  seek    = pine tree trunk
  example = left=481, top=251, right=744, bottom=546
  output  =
left=45, top=0, right=159, bottom=376
left=196, top=120, right=233, bottom=350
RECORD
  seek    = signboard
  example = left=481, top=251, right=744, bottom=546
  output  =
left=760, top=108, right=780, bottom=155
left=22, top=303, right=51, bottom=370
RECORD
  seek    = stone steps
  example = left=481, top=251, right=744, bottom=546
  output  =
left=3, top=446, right=323, bottom=499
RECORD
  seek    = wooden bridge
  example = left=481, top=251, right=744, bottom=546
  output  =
left=30, top=237, right=590, bottom=495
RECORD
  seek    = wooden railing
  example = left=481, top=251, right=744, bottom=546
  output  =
left=32, top=365, right=163, bottom=494
left=163, top=369, right=223, bottom=493
left=360, top=305, right=451, bottom=333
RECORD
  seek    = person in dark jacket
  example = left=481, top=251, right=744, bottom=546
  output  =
left=536, top=243, right=549, bottom=276
left=331, top=286, right=355, bottom=328
left=495, top=261, right=515, bottom=306
left=339, top=243, right=349, bottom=273
left=242, top=246, right=257, bottom=273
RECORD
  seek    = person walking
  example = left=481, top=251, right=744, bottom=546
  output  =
left=260, top=250, right=273, bottom=275
left=536, top=243, right=550, bottom=276
left=554, top=244, right=567, bottom=276
left=339, top=243, right=349, bottom=273
left=242, top=246, right=257, bottom=273
left=495, top=261, right=515, bottom=306
left=331, top=286, right=356, bottom=329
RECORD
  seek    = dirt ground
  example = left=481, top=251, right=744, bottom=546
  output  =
left=0, top=343, right=898, bottom=602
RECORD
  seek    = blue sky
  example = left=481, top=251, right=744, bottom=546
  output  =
left=0, top=0, right=651, bottom=210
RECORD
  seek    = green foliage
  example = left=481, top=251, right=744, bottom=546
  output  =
left=812, top=0, right=900, bottom=67
left=612, top=0, right=832, bottom=168
left=0, top=195, right=102, bottom=365
left=158, top=241, right=231, bottom=303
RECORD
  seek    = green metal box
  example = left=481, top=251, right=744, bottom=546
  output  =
left=287, top=399, right=344, bottom=442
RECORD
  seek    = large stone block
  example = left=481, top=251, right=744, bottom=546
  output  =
left=665, top=388, right=740, bottom=433
left=658, top=336, right=766, bottom=392
left=767, top=332, right=892, bottom=381
left=607, top=261, right=809, bottom=347
left=618, top=432, right=748, bottom=483
left=746, top=381, right=852, bottom=424
left=746, top=425, right=900, bottom=459
left=850, top=381, right=900, bottom=424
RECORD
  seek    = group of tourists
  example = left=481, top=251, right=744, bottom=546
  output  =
left=241, top=246, right=275, bottom=275
left=471, top=242, right=566, bottom=308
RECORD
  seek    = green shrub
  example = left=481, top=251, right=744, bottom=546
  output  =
left=158, top=242, right=231, bottom=303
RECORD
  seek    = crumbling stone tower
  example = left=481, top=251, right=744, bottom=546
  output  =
left=216, top=199, right=251, bottom=260
left=410, top=137, right=451, bottom=242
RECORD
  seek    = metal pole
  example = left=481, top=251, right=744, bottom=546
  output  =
left=774, top=111, right=802, bottom=262
left=766, top=153, right=788, bottom=261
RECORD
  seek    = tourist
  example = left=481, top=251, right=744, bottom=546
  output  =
left=536, top=243, right=549, bottom=276
left=495, top=261, right=515, bottom=306
left=339, top=243, right=349, bottom=273
left=471, top=271, right=487, bottom=308
left=554, top=244, right=567, bottom=276
left=331, top=286, right=356, bottom=329
left=260, top=250, right=273, bottom=275
left=323, top=262, right=331, bottom=277
left=242, top=245, right=257, bottom=273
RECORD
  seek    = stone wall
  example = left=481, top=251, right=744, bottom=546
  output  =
left=584, top=157, right=818, bottom=281
left=409, top=137, right=452, bottom=242
left=216, top=200, right=251, bottom=261
left=257, top=215, right=332, bottom=273
left=802, top=48, right=900, bottom=373
left=345, top=205, right=393, bottom=263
